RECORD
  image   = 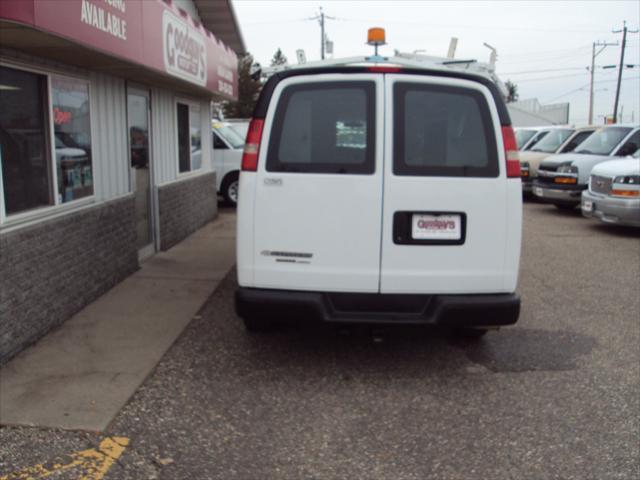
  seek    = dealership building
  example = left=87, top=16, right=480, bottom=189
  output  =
left=0, top=0, right=243, bottom=363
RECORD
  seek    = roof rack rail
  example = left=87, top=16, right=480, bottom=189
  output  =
left=252, top=53, right=507, bottom=96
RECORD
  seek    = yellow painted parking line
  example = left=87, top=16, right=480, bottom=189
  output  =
left=1, top=436, right=129, bottom=480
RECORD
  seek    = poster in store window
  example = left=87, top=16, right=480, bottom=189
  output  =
left=51, top=76, right=94, bottom=203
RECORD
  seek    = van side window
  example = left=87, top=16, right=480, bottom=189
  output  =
left=266, top=82, right=375, bottom=174
left=213, top=132, right=228, bottom=149
left=393, top=83, right=498, bottom=177
left=615, top=131, right=639, bottom=157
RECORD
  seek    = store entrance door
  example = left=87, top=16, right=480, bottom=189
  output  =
left=128, top=88, right=155, bottom=260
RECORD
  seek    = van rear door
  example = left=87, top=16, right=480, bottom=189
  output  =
left=251, top=74, right=384, bottom=292
left=380, top=75, right=515, bottom=294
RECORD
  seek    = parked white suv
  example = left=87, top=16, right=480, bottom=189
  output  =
left=235, top=56, right=523, bottom=337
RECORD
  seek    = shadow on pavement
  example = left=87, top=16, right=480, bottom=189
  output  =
left=587, top=222, right=640, bottom=238
left=200, top=273, right=598, bottom=379
left=450, top=328, right=598, bottom=373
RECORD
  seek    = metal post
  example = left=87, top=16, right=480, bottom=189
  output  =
left=320, top=9, right=325, bottom=60
left=588, top=43, right=596, bottom=125
left=612, top=23, right=627, bottom=124
left=612, top=21, right=639, bottom=124
left=309, top=8, right=334, bottom=61
left=588, top=41, right=617, bottom=125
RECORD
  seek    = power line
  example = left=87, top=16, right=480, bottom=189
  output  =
left=333, top=17, right=610, bottom=34
left=499, top=45, right=594, bottom=58
left=545, top=76, right=640, bottom=103
left=500, top=67, right=588, bottom=75
left=502, top=65, right=631, bottom=76
left=499, top=49, right=593, bottom=66
left=516, top=73, right=591, bottom=83
left=514, top=66, right=622, bottom=83
left=242, top=18, right=313, bottom=26
left=546, top=83, right=591, bottom=103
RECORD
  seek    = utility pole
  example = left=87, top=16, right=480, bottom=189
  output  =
left=320, top=8, right=325, bottom=59
left=588, top=41, right=617, bottom=124
left=612, top=21, right=639, bottom=123
left=310, top=8, right=335, bottom=60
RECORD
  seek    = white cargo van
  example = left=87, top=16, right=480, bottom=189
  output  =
left=235, top=54, right=523, bottom=337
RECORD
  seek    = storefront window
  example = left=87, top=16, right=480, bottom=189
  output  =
left=177, top=101, right=202, bottom=173
left=190, top=105, right=202, bottom=170
left=0, top=65, right=52, bottom=215
left=51, top=76, right=93, bottom=203
left=0, top=65, right=95, bottom=221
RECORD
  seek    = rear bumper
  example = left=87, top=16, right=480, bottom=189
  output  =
left=235, top=288, right=520, bottom=327
left=582, top=190, right=640, bottom=227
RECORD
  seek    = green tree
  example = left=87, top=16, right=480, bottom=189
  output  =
left=271, top=48, right=288, bottom=66
left=222, top=53, right=262, bottom=118
left=505, top=80, right=519, bottom=103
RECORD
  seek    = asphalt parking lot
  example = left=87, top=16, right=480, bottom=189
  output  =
left=1, top=202, right=639, bottom=480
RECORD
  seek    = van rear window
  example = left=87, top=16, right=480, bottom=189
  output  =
left=266, top=82, right=375, bottom=174
left=393, top=83, right=498, bottom=177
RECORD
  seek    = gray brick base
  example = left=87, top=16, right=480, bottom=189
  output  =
left=158, top=172, right=218, bottom=251
left=0, top=196, right=138, bottom=365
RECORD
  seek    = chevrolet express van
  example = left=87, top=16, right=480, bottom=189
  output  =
left=235, top=55, right=523, bottom=337
left=533, top=125, right=639, bottom=209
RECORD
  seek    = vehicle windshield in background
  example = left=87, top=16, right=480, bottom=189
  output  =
left=530, top=128, right=574, bottom=153
left=229, top=122, right=249, bottom=140
left=523, top=130, right=549, bottom=150
left=213, top=122, right=245, bottom=149
left=515, top=129, right=536, bottom=149
left=575, top=127, right=632, bottom=155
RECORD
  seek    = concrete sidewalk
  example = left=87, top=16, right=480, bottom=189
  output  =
left=0, top=211, right=236, bottom=432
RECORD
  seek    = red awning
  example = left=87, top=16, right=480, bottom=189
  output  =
left=0, top=0, right=238, bottom=100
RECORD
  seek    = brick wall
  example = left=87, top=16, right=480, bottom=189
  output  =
left=157, top=172, right=218, bottom=251
left=0, top=196, right=138, bottom=365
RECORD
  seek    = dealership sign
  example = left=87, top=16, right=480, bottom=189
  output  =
left=0, top=0, right=238, bottom=99
left=163, top=10, right=207, bottom=86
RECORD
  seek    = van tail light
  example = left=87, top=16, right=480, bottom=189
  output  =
left=241, top=119, right=265, bottom=172
left=502, top=126, right=521, bottom=178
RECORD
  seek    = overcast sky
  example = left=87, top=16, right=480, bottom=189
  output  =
left=232, top=0, right=639, bottom=125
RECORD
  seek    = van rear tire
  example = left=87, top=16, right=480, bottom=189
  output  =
left=553, top=203, right=577, bottom=211
left=242, top=315, right=276, bottom=333
left=453, top=327, right=488, bottom=339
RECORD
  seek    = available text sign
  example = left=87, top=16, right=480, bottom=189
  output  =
left=0, top=0, right=238, bottom=99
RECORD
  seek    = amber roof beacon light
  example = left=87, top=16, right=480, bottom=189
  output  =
left=367, top=27, right=386, bottom=57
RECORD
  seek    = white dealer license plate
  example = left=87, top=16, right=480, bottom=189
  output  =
left=412, top=214, right=461, bottom=240
left=534, top=187, right=543, bottom=197
left=582, top=200, right=593, bottom=212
